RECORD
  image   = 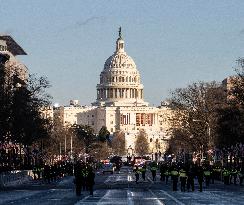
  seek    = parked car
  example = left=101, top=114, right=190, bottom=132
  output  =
left=102, top=163, right=115, bottom=174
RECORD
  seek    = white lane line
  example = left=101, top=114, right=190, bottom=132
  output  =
left=104, top=176, right=113, bottom=183
left=127, top=174, right=133, bottom=182
left=74, top=195, right=90, bottom=205
left=97, top=190, right=111, bottom=204
left=127, top=189, right=134, bottom=205
left=160, top=190, right=186, bottom=205
left=149, top=190, right=165, bottom=205
left=147, top=175, right=153, bottom=183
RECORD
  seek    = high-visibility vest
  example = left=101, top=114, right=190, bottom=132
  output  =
left=223, top=170, right=229, bottom=177
left=171, top=170, right=179, bottom=176
left=141, top=168, right=146, bottom=172
left=204, top=170, right=211, bottom=176
left=136, top=170, right=141, bottom=174
left=179, top=170, right=187, bottom=178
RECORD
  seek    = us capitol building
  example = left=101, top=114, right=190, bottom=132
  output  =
left=53, top=29, right=172, bottom=154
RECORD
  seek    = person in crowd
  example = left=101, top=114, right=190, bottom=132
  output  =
left=230, top=167, right=238, bottom=185
left=179, top=167, right=187, bottom=192
left=187, top=164, right=195, bottom=192
left=203, top=166, right=211, bottom=187
left=160, top=163, right=166, bottom=181
left=197, top=165, right=204, bottom=192
left=171, top=165, right=179, bottom=191
left=134, top=166, right=140, bottom=184
left=74, top=162, right=83, bottom=196
left=239, top=166, right=244, bottom=186
left=87, top=166, right=95, bottom=196
left=223, top=167, right=230, bottom=185
left=141, top=165, right=146, bottom=181
left=151, top=165, right=157, bottom=181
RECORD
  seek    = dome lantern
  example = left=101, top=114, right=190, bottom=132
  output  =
left=116, top=27, right=125, bottom=53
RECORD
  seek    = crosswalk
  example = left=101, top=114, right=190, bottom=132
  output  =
left=75, top=170, right=244, bottom=205
left=75, top=188, right=244, bottom=205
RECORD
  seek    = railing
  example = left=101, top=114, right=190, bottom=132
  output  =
left=0, top=170, right=33, bottom=188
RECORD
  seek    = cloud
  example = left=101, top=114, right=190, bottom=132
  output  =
left=59, top=16, right=105, bottom=32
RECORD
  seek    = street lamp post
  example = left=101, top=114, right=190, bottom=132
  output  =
left=193, top=119, right=211, bottom=161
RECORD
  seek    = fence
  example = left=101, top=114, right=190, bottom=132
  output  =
left=0, top=170, right=33, bottom=188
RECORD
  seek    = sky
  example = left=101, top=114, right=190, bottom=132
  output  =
left=1, top=0, right=244, bottom=106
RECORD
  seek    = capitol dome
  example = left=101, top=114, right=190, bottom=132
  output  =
left=93, top=28, right=148, bottom=107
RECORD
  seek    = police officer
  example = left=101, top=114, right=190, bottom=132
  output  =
left=171, top=166, right=179, bottom=191
left=223, top=167, right=230, bottom=185
left=74, top=162, right=83, bottom=196
left=141, top=165, right=146, bottom=181
left=230, top=167, right=238, bottom=185
left=151, top=166, right=157, bottom=181
left=239, top=167, right=244, bottom=186
left=165, top=168, right=170, bottom=184
left=87, top=167, right=95, bottom=196
left=197, top=165, right=204, bottom=192
left=203, top=167, right=211, bottom=187
left=134, top=166, right=140, bottom=184
left=160, top=163, right=166, bottom=181
left=187, top=164, right=195, bottom=192
left=179, top=168, right=187, bottom=192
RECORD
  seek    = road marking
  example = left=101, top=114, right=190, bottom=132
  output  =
left=147, top=175, right=153, bottom=183
left=127, top=174, right=133, bottom=182
left=98, top=190, right=110, bottom=203
left=127, top=189, right=134, bottom=205
left=149, top=190, right=165, bottom=205
left=160, top=190, right=186, bottom=205
left=74, top=195, right=90, bottom=204
left=104, top=175, right=114, bottom=183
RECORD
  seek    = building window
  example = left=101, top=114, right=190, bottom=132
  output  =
left=111, top=128, right=113, bottom=132
left=110, top=121, right=113, bottom=124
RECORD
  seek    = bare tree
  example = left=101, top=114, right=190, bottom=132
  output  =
left=90, top=142, right=110, bottom=161
left=167, top=81, right=226, bottom=153
left=229, top=58, right=244, bottom=106
left=111, top=131, right=125, bottom=156
left=134, top=129, right=149, bottom=156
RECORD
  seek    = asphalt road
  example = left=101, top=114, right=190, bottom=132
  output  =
left=0, top=166, right=244, bottom=205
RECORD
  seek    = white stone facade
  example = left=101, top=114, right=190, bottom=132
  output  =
left=55, top=29, right=172, bottom=154
left=0, top=36, right=28, bottom=81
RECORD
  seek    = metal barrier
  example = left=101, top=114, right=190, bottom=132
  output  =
left=0, top=170, right=33, bottom=188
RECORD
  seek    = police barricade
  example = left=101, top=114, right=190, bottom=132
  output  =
left=0, top=170, right=34, bottom=188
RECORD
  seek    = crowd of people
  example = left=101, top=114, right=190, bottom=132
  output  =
left=133, top=161, right=244, bottom=192
left=74, top=161, right=95, bottom=196
left=32, top=161, right=74, bottom=182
